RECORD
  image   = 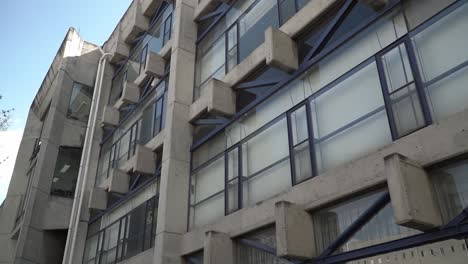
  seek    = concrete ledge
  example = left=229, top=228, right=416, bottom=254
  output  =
left=107, top=29, right=131, bottom=64
left=142, top=0, right=164, bottom=17
left=265, top=27, right=298, bottom=73
left=114, top=81, right=140, bottom=109
left=222, top=44, right=266, bottom=87
left=280, top=0, right=340, bottom=38
left=145, top=129, right=165, bottom=151
left=190, top=79, right=236, bottom=121
left=204, top=231, right=234, bottom=264
left=120, top=145, right=155, bottom=175
left=41, top=196, right=73, bottom=230
left=99, top=169, right=129, bottom=194
left=275, top=201, right=316, bottom=259
left=101, top=106, right=120, bottom=127
left=88, top=187, right=107, bottom=210
left=385, top=153, right=442, bottom=230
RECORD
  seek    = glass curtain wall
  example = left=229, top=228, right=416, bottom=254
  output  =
left=194, top=0, right=312, bottom=100
left=82, top=197, right=158, bottom=264
left=96, top=77, right=168, bottom=185
left=109, top=3, right=173, bottom=106
left=189, top=0, right=468, bottom=229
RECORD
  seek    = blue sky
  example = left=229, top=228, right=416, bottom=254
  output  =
left=0, top=0, right=132, bottom=203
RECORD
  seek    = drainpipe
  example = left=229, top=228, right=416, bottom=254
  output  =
left=63, top=47, right=111, bottom=264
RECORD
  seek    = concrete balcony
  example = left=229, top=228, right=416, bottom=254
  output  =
left=134, top=51, right=166, bottom=87
left=101, top=106, right=120, bottom=127
left=106, top=29, right=131, bottom=64
left=98, top=168, right=129, bottom=194
left=190, top=78, right=236, bottom=121
left=264, top=27, right=298, bottom=73
left=88, top=187, right=107, bottom=210
left=385, top=153, right=443, bottom=230
left=113, top=81, right=140, bottom=109
left=142, top=0, right=164, bottom=17
left=121, top=1, right=150, bottom=44
left=120, top=144, right=155, bottom=175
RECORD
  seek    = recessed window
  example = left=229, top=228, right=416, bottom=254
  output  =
left=51, top=147, right=82, bottom=198
left=67, top=82, right=93, bottom=122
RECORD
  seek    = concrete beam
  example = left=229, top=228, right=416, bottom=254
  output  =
left=265, top=27, right=298, bottom=73
left=203, top=231, right=234, bottom=264
left=142, top=0, right=164, bottom=17
left=113, top=81, right=140, bottom=109
left=194, top=0, right=223, bottom=21
left=385, top=153, right=443, bottom=230
left=190, top=78, right=236, bottom=121
left=121, top=1, right=150, bottom=44
left=275, top=201, right=317, bottom=259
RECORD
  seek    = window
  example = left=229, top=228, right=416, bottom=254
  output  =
left=83, top=197, right=158, bottom=264
left=313, top=190, right=418, bottom=254
left=194, top=0, right=312, bottom=101
left=236, top=227, right=282, bottom=264
left=67, top=82, right=93, bottom=122
left=51, top=147, right=82, bottom=198
left=185, top=251, right=204, bottom=264
left=430, top=158, right=468, bottom=224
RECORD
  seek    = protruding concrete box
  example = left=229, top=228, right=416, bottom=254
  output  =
left=203, top=231, right=234, bottom=264
left=142, top=0, right=164, bottom=17
left=101, top=106, right=120, bottom=127
left=190, top=78, right=236, bottom=121
left=99, top=169, right=129, bottom=194
left=275, top=201, right=317, bottom=259
left=88, top=187, right=107, bottom=210
left=264, top=27, right=298, bottom=73
left=106, top=29, right=131, bottom=64
left=385, top=153, right=443, bottom=230
left=134, top=51, right=166, bottom=87
left=121, top=1, right=150, bottom=44
left=113, top=81, right=140, bottom=109
left=120, top=145, right=156, bottom=175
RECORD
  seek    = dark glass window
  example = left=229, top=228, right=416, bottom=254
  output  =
left=51, top=147, right=82, bottom=198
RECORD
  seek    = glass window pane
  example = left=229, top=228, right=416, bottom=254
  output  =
left=279, top=0, right=296, bottom=25
left=290, top=105, right=308, bottom=145
left=431, top=159, right=468, bottom=224
left=140, top=104, right=155, bottom=144
left=242, top=118, right=291, bottom=206
left=382, top=44, right=414, bottom=93
left=390, top=84, right=425, bottom=137
left=51, top=147, right=82, bottom=197
left=67, top=82, right=93, bottom=122
left=310, top=62, right=391, bottom=173
left=412, top=2, right=468, bottom=122
left=227, top=178, right=239, bottom=214
left=293, top=140, right=312, bottom=183
left=195, top=36, right=226, bottom=97
left=238, top=0, right=279, bottom=62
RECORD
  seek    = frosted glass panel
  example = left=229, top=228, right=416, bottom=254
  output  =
left=431, top=159, right=468, bottom=224
left=191, top=192, right=224, bottom=227
left=192, top=156, right=225, bottom=204
left=310, top=63, right=391, bottom=173
left=412, top=2, right=468, bottom=122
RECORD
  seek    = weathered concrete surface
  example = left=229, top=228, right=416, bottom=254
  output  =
left=190, top=78, right=236, bottom=121
left=204, top=231, right=234, bottom=264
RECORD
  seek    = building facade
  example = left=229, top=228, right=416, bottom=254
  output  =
left=1, top=0, right=468, bottom=263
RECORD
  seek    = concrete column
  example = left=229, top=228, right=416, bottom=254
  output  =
left=153, top=0, right=197, bottom=263
left=275, top=201, right=317, bottom=259
left=203, top=231, right=234, bottom=264
left=385, top=153, right=443, bottom=230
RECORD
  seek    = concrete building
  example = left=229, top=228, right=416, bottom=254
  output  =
left=1, top=0, right=468, bottom=263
